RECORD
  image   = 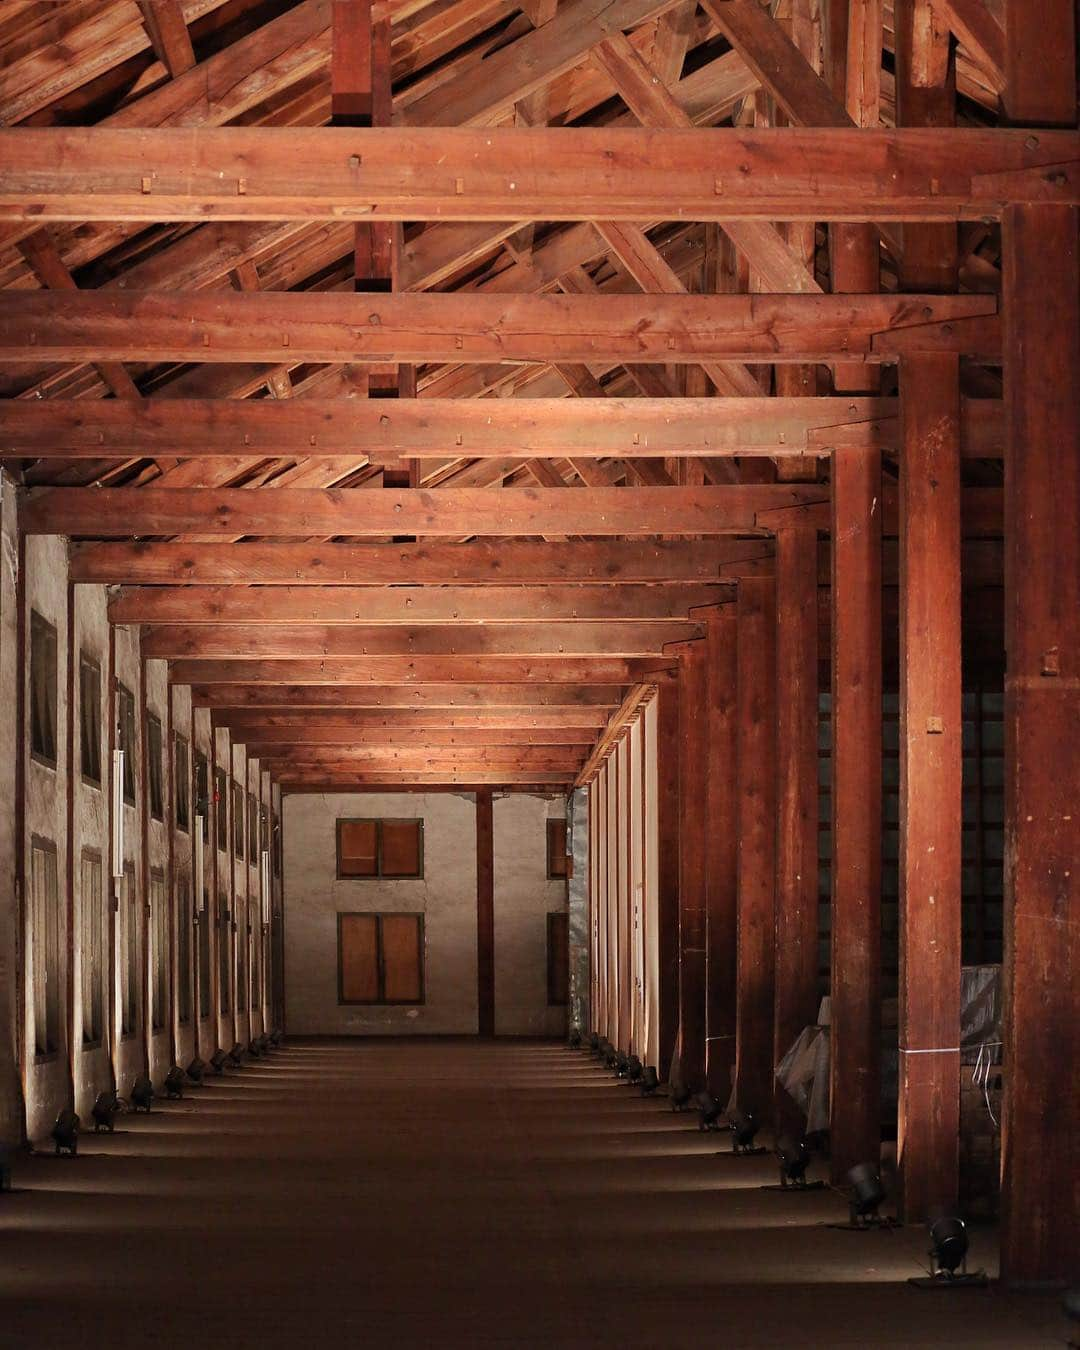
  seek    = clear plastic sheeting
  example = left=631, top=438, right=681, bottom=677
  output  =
left=775, top=997, right=832, bottom=1133
left=961, top=964, right=1002, bottom=1060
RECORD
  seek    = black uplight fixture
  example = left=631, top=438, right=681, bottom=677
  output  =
left=724, top=1107, right=766, bottom=1156
left=568, top=1028, right=582, bottom=1049
left=827, top=1162, right=899, bottom=1230
left=624, top=1055, right=643, bottom=1085
left=51, top=1109, right=80, bottom=1156
left=695, top=1092, right=723, bottom=1132
left=908, top=1215, right=988, bottom=1288
left=187, top=1057, right=207, bottom=1085
left=228, top=1043, right=245, bottom=1067
left=248, top=1038, right=263, bottom=1059
left=640, top=1066, right=660, bottom=1097
left=589, top=1032, right=600, bottom=1055
left=604, top=1042, right=619, bottom=1071
left=764, top=1135, right=826, bottom=1191
left=130, top=1076, right=154, bottom=1113
left=164, top=1066, right=185, bottom=1100
left=614, top=1050, right=630, bottom=1077
left=91, top=1091, right=120, bottom=1134
left=668, top=1073, right=692, bottom=1113
left=210, top=1048, right=229, bottom=1074
left=270, top=1028, right=284, bottom=1047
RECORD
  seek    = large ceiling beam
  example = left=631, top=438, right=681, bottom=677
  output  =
left=72, top=539, right=773, bottom=585
left=215, top=712, right=612, bottom=733
left=169, top=656, right=674, bottom=684
left=141, top=621, right=702, bottom=659
left=192, top=684, right=627, bottom=708
left=0, top=292, right=1000, bottom=365
left=225, top=726, right=598, bottom=746
left=22, top=485, right=826, bottom=538
left=1, top=128, right=1072, bottom=221
left=108, top=584, right=731, bottom=625
left=275, top=773, right=575, bottom=787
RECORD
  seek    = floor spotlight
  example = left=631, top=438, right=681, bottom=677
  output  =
left=91, top=1090, right=120, bottom=1133
left=568, top=1028, right=582, bottom=1049
left=826, top=1162, right=899, bottom=1230
left=270, top=1028, right=283, bottom=1046
left=248, top=1037, right=263, bottom=1059
left=764, top=1135, right=826, bottom=1191
left=614, top=1050, right=630, bottom=1077
left=210, top=1048, right=229, bottom=1074
left=0, top=1148, right=12, bottom=1191
left=640, top=1066, right=660, bottom=1097
left=625, top=1055, right=643, bottom=1084
left=228, top=1043, right=245, bottom=1067
left=164, top=1066, right=185, bottom=1100
left=725, top=1107, right=766, bottom=1155
left=256, top=1033, right=271, bottom=1055
left=130, top=1076, right=154, bottom=1113
left=908, top=1215, right=988, bottom=1288
left=603, top=1042, right=619, bottom=1071
left=1064, top=1287, right=1080, bottom=1349
left=51, top=1109, right=80, bottom=1156
left=187, top=1057, right=207, bottom=1085
left=588, top=1032, right=600, bottom=1055
left=695, top=1092, right=723, bottom=1131
left=668, top=1072, right=692, bottom=1112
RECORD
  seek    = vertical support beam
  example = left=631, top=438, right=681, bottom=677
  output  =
left=829, top=444, right=883, bottom=1180
left=1000, top=0, right=1077, bottom=1286
left=773, top=527, right=820, bottom=1129
left=676, top=642, right=708, bottom=1092
left=705, top=612, right=738, bottom=1101
left=1000, top=204, right=1079, bottom=1285
left=476, top=788, right=495, bottom=1038
left=656, top=678, right=681, bottom=1080
left=733, top=577, right=777, bottom=1117
left=897, top=354, right=962, bottom=1221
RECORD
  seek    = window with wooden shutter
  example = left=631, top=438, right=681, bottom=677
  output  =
left=547, top=911, right=569, bottom=1007
left=232, top=781, right=245, bottom=859
left=147, top=714, right=164, bottom=821
left=337, top=819, right=423, bottom=879
left=338, top=913, right=424, bottom=1005
left=214, top=767, right=227, bottom=849
left=174, top=734, right=190, bottom=831
left=31, top=838, right=60, bottom=1055
left=177, top=873, right=192, bottom=1025
left=30, top=612, right=58, bottom=768
left=118, top=683, right=136, bottom=804
left=81, top=851, right=103, bottom=1044
left=546, top=818, right=569, bottom=879
left=151, top=871, right=167, bottom=1030
left=79, top=654, right=102, bottom=785
left=121, top=865, right=138, bottom=1037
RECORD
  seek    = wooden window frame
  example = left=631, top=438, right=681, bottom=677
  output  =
left=174, top=733, right=190, bottom=832
left=546, top=817, right=569, bottom=880
left=79, top=652, right=102, bottom=787
left=29, top=610, right=58, bottom=770
left=31, top=835, right=61, bottom=1058
left=547, top=910, right=569, bottom=1007
left=150, top=868, right=167, bottom=1032
left=147, top=713, right=165, bottom=822
left=336, top=911, right=426, bottom=1006
left=247, top=792, right=259, bottom=866
left=195, top=752, right=209, bottom=844
left=120, top=863, right=138, bottom=1039
left=176, top=871, right=192, bottom=1026
left=336, top=818, right=424, bottom=881
left=117, top=682, right=136, bottom=805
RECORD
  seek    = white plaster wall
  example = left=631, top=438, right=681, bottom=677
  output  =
left=0, top=475, right=22, bottom=1144
left=283, top=791, right=478, bottom=1035
left=146, top=657, right=171, bottom=1083
left=71, top=583, right=111, bottom=1119
left=493, top=794, right=569, bottom=1037
left=23, top=533, right=71, bottom=1143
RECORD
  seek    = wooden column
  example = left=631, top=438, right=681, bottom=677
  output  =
left=676, top=642, right=708, bottom=1093
left=733, top=578, right=777, bottom=1117
left=1000, top=0, right=1078, bottom=1287
left=656, top=677, right=681, bottom=1081
left=705, top=613, right=738, bottom=1100
left=829, top=444, right=882, bottom=1180
left=773, top=528, right=820, bottom=1129
left=476, top=789, right=495, bottom=1037
left=897, top=355, right=962, bottom=1221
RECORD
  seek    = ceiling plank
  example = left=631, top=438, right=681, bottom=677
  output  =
left=226, top=726, right=597, bottom=746
left=0, top=127, right=1071, bottom=221
left=169, top=656, right=674, bottom=684
left=195, top=686, right=624, bottom=710
left=0, top=291, right=1001, bottom=364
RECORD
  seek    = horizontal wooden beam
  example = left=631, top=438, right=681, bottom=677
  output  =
left=108, top=583, right=731, bottom=625
left=575, top=684, right=657, bottom=784
left=253, top=746, right=585, bottom=766
left=193, top=684, right=625, bottom=709
left=0, top=292, right=1000, bottom=365
left=23, top=486, right=823, bottom=538
left=225, top=726, right=597, bottom=746
left=276, top=773, right=575, bottom=787
left=72, top=539, right=773, bottom=585
left=173, top=656, right=673, bottom=684
left=141, top=621, right=700, bottom=659
left=0, top=128, right=1074, bottom=221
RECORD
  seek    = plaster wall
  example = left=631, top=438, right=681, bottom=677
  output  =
left=146, top=657, right=171, bottom=1083
left=0, top=475, right=22, bottom=1145
left=492, top=794, right=568, bottom=1037
left=112, top=623, right=145, bottom=1102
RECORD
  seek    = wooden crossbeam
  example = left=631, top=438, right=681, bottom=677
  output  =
left=277, top=773, right=575, bottom=787
left=191, top=684, right=626, bottom=708
left=575, top=683, right=657, bottom=785
left=107, top=584, right=731, bottom=626
left=2, top=396, right=920, bottom=458
left=225, top=726, right=598, bottom=746
left=0, top=128, right=1074, bottom=222
left=21, top=486, right=826, bottom=538
left=140, top=621, right=702, bottom=659
left=0, top=291, right=1001, bottom=365
left=251, top=745, right=585, bottom=765
left=168, top=656, right=674, bottom=684
left=71, top=539, right=773, bottom=585
left=215, top=713, right=611, bottom=734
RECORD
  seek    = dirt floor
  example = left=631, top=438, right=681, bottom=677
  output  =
left=0, top=1039, right=1068, bottom=1348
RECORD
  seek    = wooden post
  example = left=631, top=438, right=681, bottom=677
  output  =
left=1000, top=0, right=1078, bottom=1287
left=734, top=577, right=777, bottom=1117
left=1000, top=205, right=1079, bottom=1284
left=897, top=354, right=962, bottom=1221
left=476, top=788, right=495, bottom=1037
left=773, top=528, right=820, bottom=1129
left=656, top=678, right=681, bottom=1081
left=676, top=642, right=708, bottom=1093
left=829, top=444, right=882, bottom=1180
left=705, top=613, right=738, bottom=1100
